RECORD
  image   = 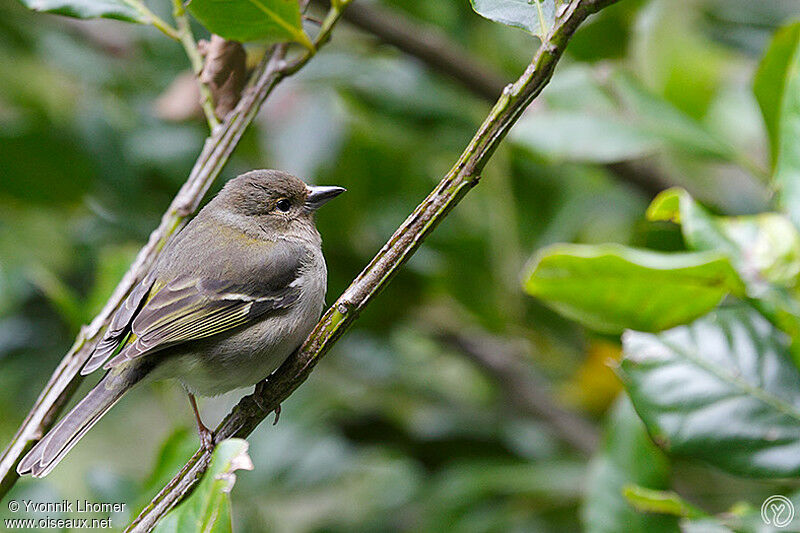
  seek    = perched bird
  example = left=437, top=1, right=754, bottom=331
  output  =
left=18, top=169, right=345, bottom=478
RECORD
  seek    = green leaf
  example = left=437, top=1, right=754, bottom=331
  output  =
left=754, top=22, right=800, bottom=227
left=523, top=243, right=743, bottom=334
left=582, top=397, right=678, bottom=533
left=469, top=0, right=556, bottom=39
left=620, top=307, right=800, bottom=478
left=154, top=439, right=254, bottom=533
left=622, top=486, right=705, bottom=519
left=16, top=0, right=146, bottom=23
left=647, top=188, right=800, bottom=343
left=187, top=0, right=312, bottom=47
left=510, top=112, right=660, bottom=163
left=648, top=188, right=800, bottom=287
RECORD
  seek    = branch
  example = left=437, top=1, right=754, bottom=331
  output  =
left=0, top=0, right=348, bottom=500
left=438, top=330, right=599, bottom=455
left=127, top=0, right=620, bottom=530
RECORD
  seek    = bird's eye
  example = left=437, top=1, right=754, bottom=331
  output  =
left=276, top=198, right=291, bottom=212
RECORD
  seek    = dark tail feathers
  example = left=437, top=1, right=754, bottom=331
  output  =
left=17, top=363, right=146, bottom=478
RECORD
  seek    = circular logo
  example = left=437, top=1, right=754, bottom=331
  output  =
left=762, top=495, right=795, bottom=528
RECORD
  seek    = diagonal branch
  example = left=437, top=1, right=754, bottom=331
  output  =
left=127, top=0, right=620, bottom=530
left=0, top=0, right=349, bottom=500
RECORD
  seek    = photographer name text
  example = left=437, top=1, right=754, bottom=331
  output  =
left=13, top=499, right=125, bottom=514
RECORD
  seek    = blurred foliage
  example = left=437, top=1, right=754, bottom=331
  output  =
left=1, top=0, right=800, bottom=531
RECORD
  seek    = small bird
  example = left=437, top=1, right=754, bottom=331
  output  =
left=18, top=169, right=345, bottom=478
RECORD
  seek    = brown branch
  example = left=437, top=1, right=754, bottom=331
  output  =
left=0, top=0, right=346, bottom=499
left=438, top=331, right=599, bottom=455
left=127, top=1, right=621, bottom=530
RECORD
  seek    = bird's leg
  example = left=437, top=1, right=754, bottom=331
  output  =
left=186, top=392, right=214, bottom=452
left=253, top=379, right=282, bottom=425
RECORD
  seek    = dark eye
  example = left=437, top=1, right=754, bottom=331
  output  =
left=276, top=198, right=291, bottom=212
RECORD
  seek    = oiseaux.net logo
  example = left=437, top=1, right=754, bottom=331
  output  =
left=762, top=495, right=795, bottom=529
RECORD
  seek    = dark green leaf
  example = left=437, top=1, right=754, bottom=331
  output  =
left=523, top=243, right=743, bottom=334
left=188, top=0, right=312, bottom=47
left=754, top=23, right=800, bottom=167
left=582, top=397, right=678, bottom=533
left=154, top=439, right=253, bottom=533
left=754, top=22, right=800, bottom=227
left=469, top=0, right=556, bottom=39
left=621, top=307, right=800, bottom=478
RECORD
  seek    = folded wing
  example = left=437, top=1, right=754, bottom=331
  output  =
left=103, top=276, right=300, bottom=368
left=82, top=242, right=306, bottom=373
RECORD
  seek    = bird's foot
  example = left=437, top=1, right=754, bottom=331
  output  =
left=187, top=392, right=215, bottom=453
left=253, top=380, right=281, bottom=425
left=197, top=423, right=215, bottom=453
left=254, top=378, right=269, bottom=398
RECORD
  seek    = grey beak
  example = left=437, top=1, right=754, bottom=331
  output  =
left=305, top=185, right=346, bottom=210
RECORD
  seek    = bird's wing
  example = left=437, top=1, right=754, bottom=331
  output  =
left=82, top=242, right=306, bottom=373
left=82, top=275, right=157, bottom=375
left=103, top=274, right=302, bottom=368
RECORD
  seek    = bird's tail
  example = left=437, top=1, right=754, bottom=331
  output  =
left=17, top=362, right=148, bottom=478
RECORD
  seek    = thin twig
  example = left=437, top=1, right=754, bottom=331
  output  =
left=122, top=0, right=180, bottom=41
left=0, top=0, right=346, bottom=499
left=126, top=1, right=620, bottom=530
left=172, top=0, right=220, bottom=130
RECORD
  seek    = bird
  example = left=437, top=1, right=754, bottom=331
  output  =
left=17, top=169, right=345, bottom=478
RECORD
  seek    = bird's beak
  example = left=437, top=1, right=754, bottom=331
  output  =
left=305, top=185, right=346, bottom=210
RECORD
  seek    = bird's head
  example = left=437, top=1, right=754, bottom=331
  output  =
left=214, top=169, right=345, bottom=241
